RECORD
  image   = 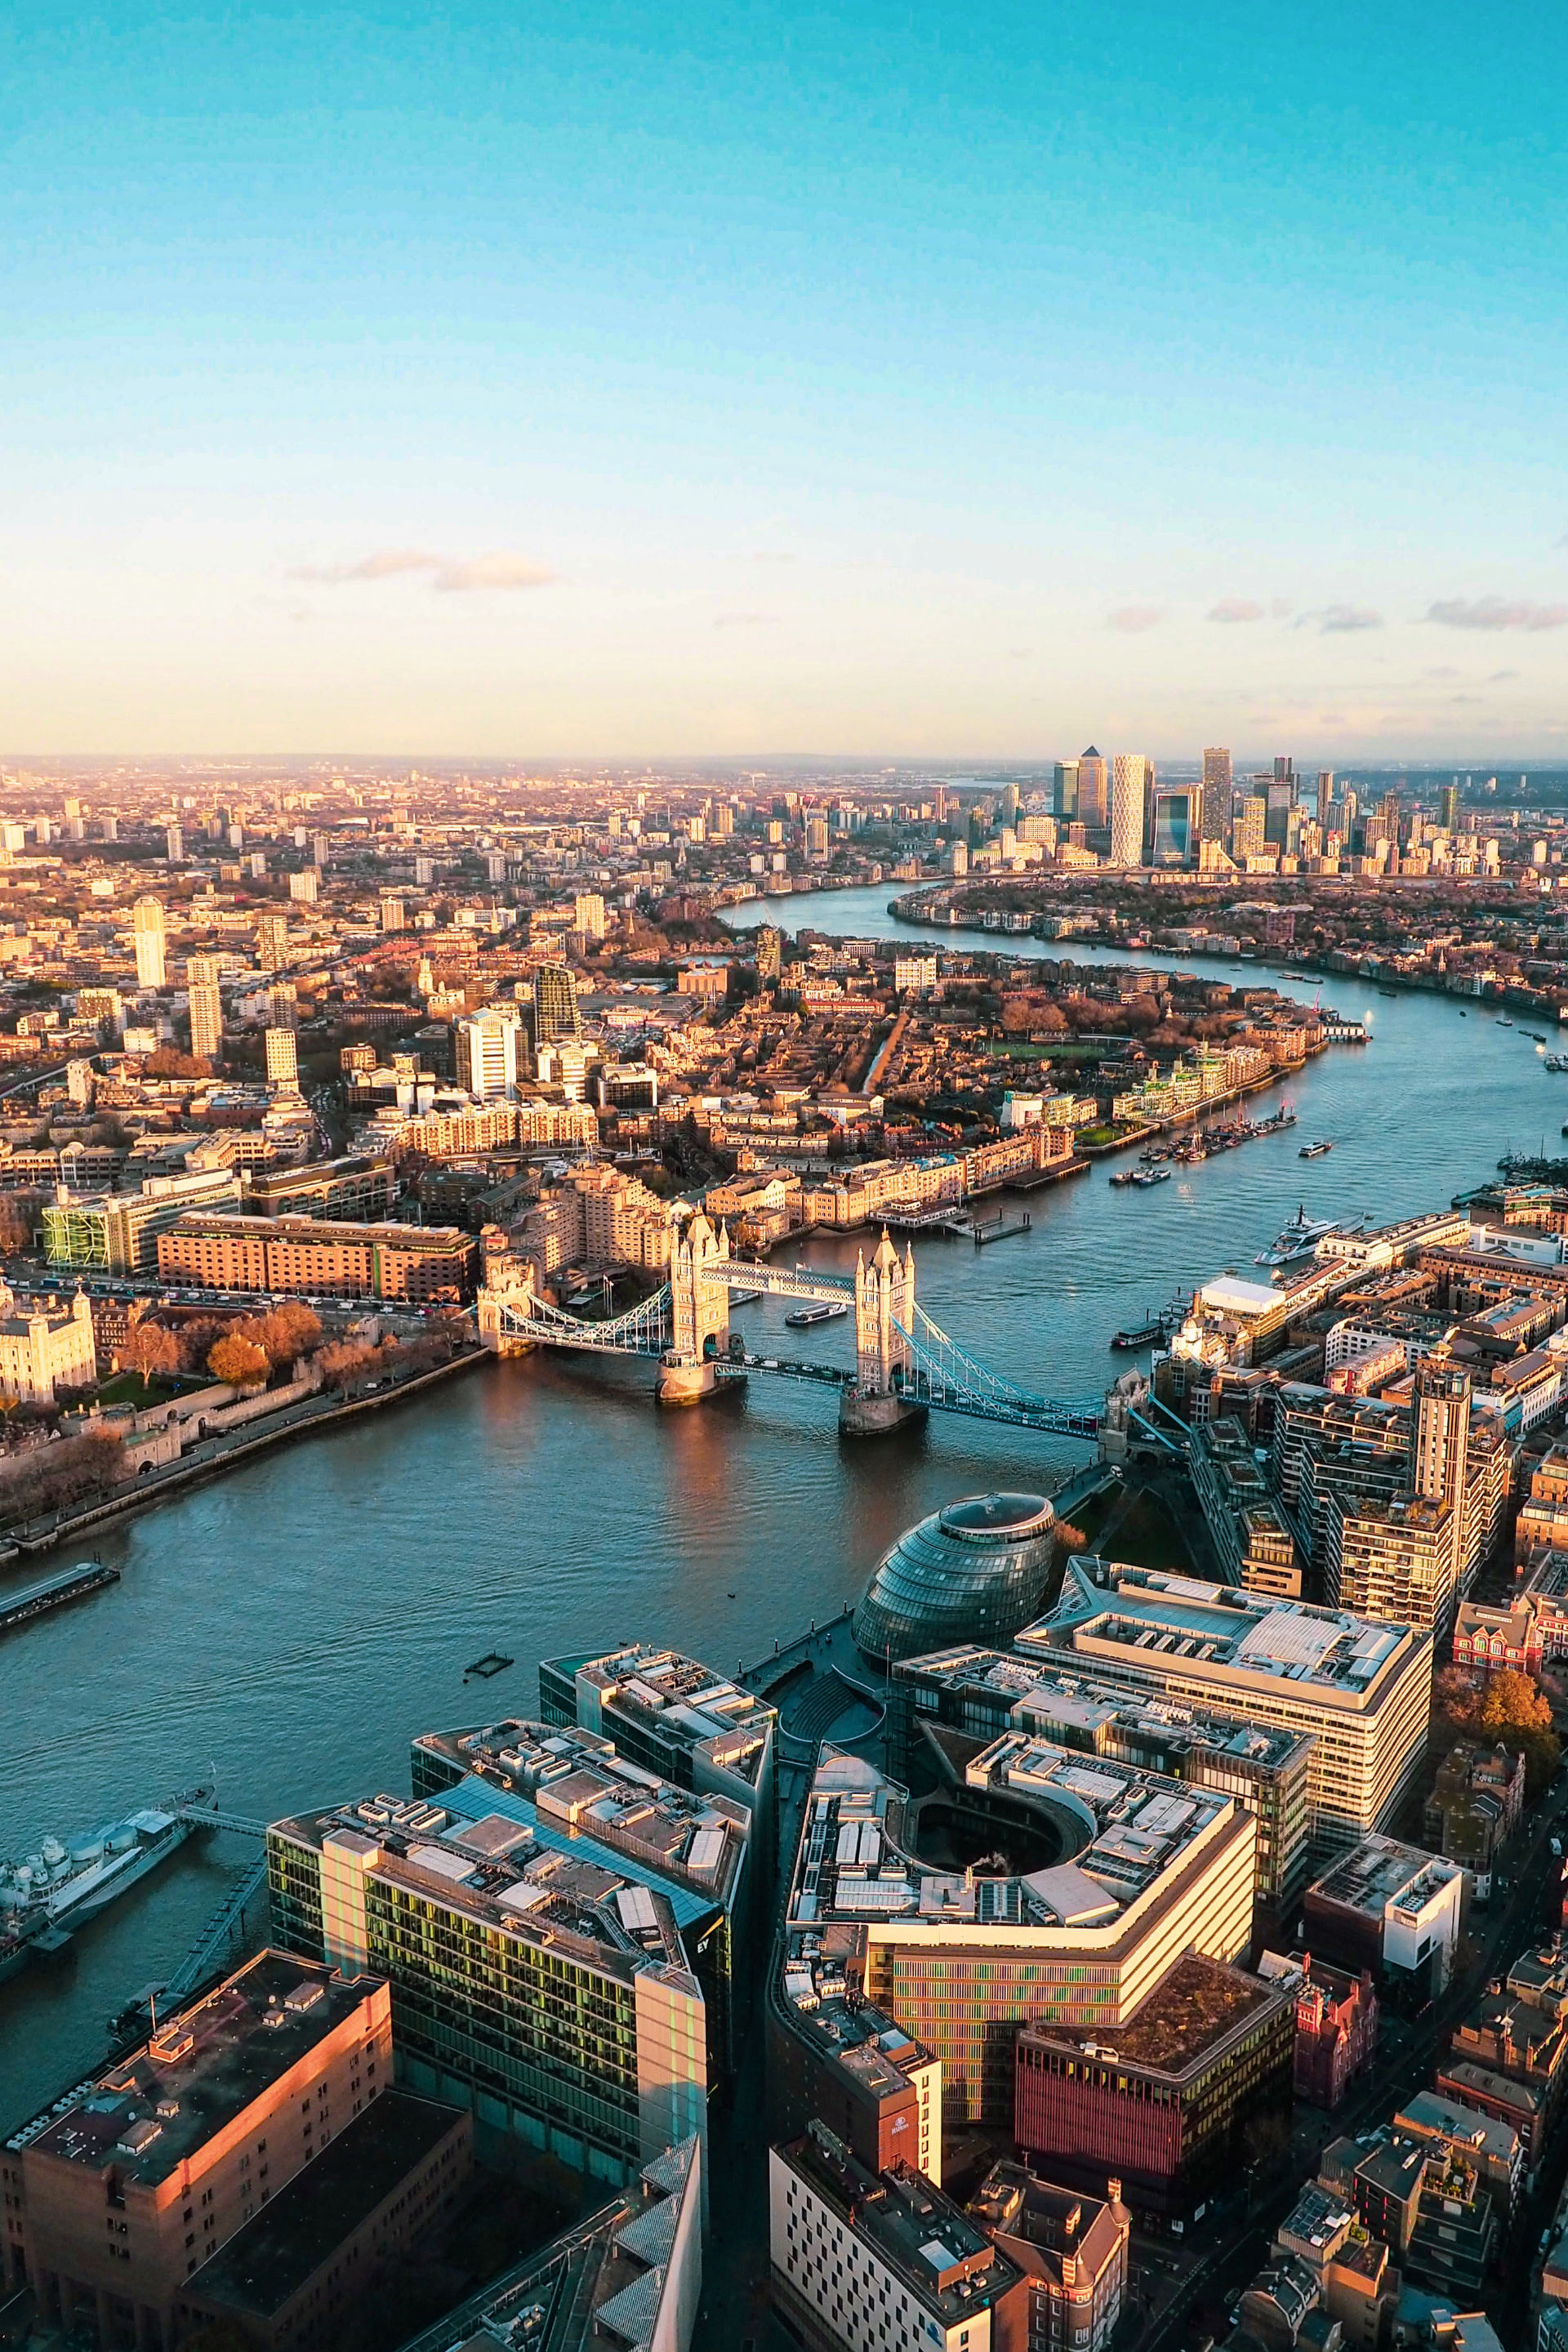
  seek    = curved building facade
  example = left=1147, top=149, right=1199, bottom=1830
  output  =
left=853, top=1491, right=1057, bottom=1662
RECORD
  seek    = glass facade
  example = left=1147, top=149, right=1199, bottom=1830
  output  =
left=853, top=1492, right=1058, bottom=1662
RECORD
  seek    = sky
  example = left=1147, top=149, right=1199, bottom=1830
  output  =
left=2, top=2, right=1566, bottom=762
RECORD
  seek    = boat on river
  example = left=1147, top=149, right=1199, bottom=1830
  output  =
left=0, top=1785, right=215, bottom=1983
left=1299, top=1139, right=1334, bottom=1159
left=785, top=1301, right=849, bottom=1329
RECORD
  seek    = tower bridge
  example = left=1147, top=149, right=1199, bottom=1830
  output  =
left=479, top=1212, right=1103, bottom=1442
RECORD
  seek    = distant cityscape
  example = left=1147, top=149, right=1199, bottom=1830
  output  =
left=9, top=757, right=1568, bottom=2352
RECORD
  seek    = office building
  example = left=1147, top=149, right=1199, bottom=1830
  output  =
left=1025, top=1561, right=1434, bottom=1858
left=776, top=1738, right=1256, bottom=2130
left=770, top=2127, right=1027, bottom=2352
left=132, top=895, right=166, bottom=989
left=1303, top=1836, right=1465, bottom=1998
left=1075, top=747, right=1108, bottom=829
left=174, top=2091, right=472, bottom=2352
left=967, top=2162, right=1130, bottom=2352
left=852, top=1492, right=1060, bottom=1664
left=1233, top=795, right=1268, bottom=860
left=1013, top=1953, right=1294, bottom=2218
left=1423, top=1743, right=1526, bottom=1900
left=243, top=1156, right=398, bottom=1223
left=1110, top=755, right=1151, bottom=866
left=1, top=1953, right=392, bottom=2334
left=267, top=1784, right=709, bottom=2187
left=264, top=1026, right=299, bottom=1093
left=890, top=1643, right=1314, bottom=1916
left=1053, top=758, right=1080, bottom=819
left=186, top=953, right=222, bottom=1062
left=1349, top=2138, right=1496, bottom=2301
left=1149, top=786, right=1199, bottom=867
left=539, top=1646, right=775, bottom=1833
left=1200, top=747, right=1233, bottom=844
left=410, top=1714, right=755, bottom=2074
left=533, top=960, right=581, bottom=1042
left=453, top=1006, right=521, bottom=1102
left=1392, top=2089, right=1523, bottom=2218
left=1440, top=782, right=1461, bottom=831
left=156, top=1211, right=479, bottom=1301
left=42, top=1167, right=243, bottom=1274
left=392, top=2136, right=702, bottom=2352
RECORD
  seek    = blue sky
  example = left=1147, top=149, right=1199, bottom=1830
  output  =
left=2, top=2, right=1565, bottom=758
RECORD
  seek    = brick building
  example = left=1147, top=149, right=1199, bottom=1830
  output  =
left=156, top=1212, right=479, bottom=1301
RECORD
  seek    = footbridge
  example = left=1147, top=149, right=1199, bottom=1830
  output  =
left=479, top=1214, right=1102, bottom=1441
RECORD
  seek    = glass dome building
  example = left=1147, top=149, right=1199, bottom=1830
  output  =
left=852, top=1490, right=1058, bottom=1663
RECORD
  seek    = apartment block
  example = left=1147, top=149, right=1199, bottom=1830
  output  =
left=156, top=1211, right=479, bottom=1300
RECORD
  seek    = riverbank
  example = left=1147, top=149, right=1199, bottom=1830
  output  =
left=0, top=1347, right=488, bottom=1563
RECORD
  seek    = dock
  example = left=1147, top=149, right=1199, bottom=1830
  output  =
left=973, top=1211, right=1031, bottom=1247
left=0, top=1559, right=118, bottom=1637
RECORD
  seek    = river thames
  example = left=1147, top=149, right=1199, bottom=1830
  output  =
left=3, top=884, right=1565, bottom=2118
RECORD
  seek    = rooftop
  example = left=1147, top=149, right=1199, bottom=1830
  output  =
left=1018, top=1952, right=1282, bottom=2081
left=411, top=1719, right=751, bottom=1908
left=777, top=2127, right=1022, bottom=2323
left=270, top=1783, right=707, bottom=1992
left=21, top=1952, right=377, bottom=2185
left=185, top=2090, right=465, bottom=2318
left=546, top=1644, right=775, bottom=1787
left=1027, top=1558, right=1421, bottom=1705
left=1309, top=1836, right=1463, bottom=1921
left=897, top=1645, right=1312, bottom=1773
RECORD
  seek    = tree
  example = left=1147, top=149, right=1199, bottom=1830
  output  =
left=317, top=1340, right=378, bottom=1391
left=234, top=1303, right=322, bottom=1366
left=0, top=1196, right=32, bottom=1254
left=121, top=1321, right=183, bottom=1379
left=1478, top=1668, right=1555, bottom=1739
left=207, top=1334, right=270, bottom=1388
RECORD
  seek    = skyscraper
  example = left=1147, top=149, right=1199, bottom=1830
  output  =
left=533, top=961, right=581, bottom=1043
left=132, top=895, right=166, bottom=989
left=1234, top=796, right=1267, bottom=861
left=573, top=891, right=607, bottom=941
left=186, top=954, right=222, bottom=1061
left=1110, top=755, right=1152, bottom=866
left=164, top=822, right=183, bottom=862
left=265, top=1026, right=299, bottom=1091
left=1439, top=783, right=1460, bottom=831
left=1200, top=748, right=1232, bottom=844
left=1413, top=1354, right=1471, bottom=1524
left=756, top=926, right=783, bottom=985
left=1053, top=759, right=1080, bottom=820
left=1076, top=746, right=1109, bottom=829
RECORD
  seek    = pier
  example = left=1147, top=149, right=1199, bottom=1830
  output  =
left=0, top=1561, right=119, bottom=1637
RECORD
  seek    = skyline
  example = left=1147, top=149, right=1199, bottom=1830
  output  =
left=5, top=2, right=1566, bottom=756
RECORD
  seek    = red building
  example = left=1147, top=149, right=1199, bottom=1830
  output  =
left=1258, top=1950, right=1379, bottom=2108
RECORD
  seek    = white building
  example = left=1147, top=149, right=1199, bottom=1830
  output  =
left=1110, top=755, right=1152, bottom=866
left=131, top=896, right=166, bottom=989
left=771, top=2128, right=1026, bottom=2352
left=264, top=1027, right=300, bottom=1092
left=893, top=954, right=938, bottom=996
left=574, top=891, right=607, bottom=941
left=453, top=1008, right=521, bottom=1102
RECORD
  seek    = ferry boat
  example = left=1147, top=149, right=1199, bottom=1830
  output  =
left=0, top=1785, right=214, bottom=1982
left=1546, top=1055, right=1568, bottom=1074
left=1299, top=1139, right=1334, bottom=1159
left=1497, top=1018, right=1514, bottom=1028
left=1130, top=1165, right=1172, bottom=1187
left=1254, top=1207, right=1339, bottom=1266
left=728, top=1285, right=764, bottom=1306
left=784, top=1300, right=849, bottom=1329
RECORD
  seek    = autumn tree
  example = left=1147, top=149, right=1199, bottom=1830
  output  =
left=121, top=1321, right=184, bottom=1379
left=0, top=1196, right=33, bottom=1255
left=234, top=1303, right=322, bottom=1366
left=207, top=1334, right=270, bottom=1388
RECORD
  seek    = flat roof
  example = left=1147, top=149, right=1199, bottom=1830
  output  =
left=184, top=2090, right=464, bottom=2317
left=25, top=1953, right=377, bottom=2185
left=1308, top=1835, right=1462, bottom=1919
left=412, top=1719, right=751, bottom=1906
left=548, top=1645, right=775, bottom=1783
left=776, top=2130, right=1021, bottom=2321
left=1019, top=1953, right=1283, bottom=2081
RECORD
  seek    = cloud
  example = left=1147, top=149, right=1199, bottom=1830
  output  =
left=1490, top=668, right=1520, bottom=682
left=713, top=612, right=777, bottom=630
left=1208, top=599, right=1266, bottom=625
left=431, top=553, right=555, bottom=592
left=751, top=550, right=797, bottom=565
left=1426, top=596, right=1568, bottom=631
left=292, top=547, right=555, bottom=592
left=1107, top=605, right=1161, bottom=633
left=1294, top=603, right=1383, bottom=635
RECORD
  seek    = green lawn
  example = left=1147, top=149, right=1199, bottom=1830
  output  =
left=94, top=1370, right=191, bottom=1408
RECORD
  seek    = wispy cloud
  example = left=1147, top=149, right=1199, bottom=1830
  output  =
left=1490, top=668, right=1520, bottom=682
left=713, top=612, right=777, bottom=630
left=1426, top=596, right=1568, bottom=632
left=1107, top=605, right=1161, bottom=633
left=292, top=547, right=556, bottom=593
left=1208, top=599, right=1265, bottom=625
left=1296, top=604, right=1383, bottom=635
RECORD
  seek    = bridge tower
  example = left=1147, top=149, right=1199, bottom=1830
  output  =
left=660, top=1211, right=732, bottom=1404
left=843, top=1231, right=926, bottom=1438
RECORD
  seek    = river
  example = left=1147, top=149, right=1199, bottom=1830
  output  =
left=2, top=883, right=1561, bottom=2121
